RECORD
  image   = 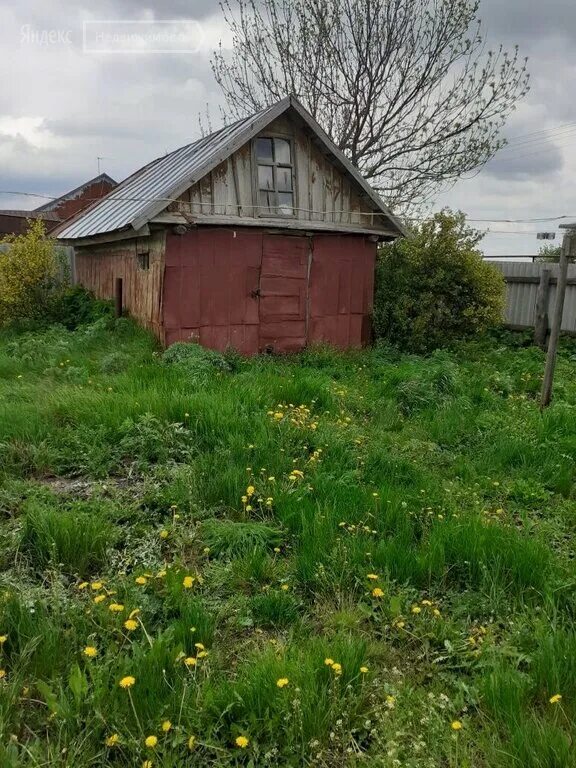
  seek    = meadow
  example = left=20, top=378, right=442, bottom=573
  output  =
left=0, top=315, right=575, bottom=767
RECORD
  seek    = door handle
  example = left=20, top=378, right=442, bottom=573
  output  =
left=251, top=288, right=261, bottom=299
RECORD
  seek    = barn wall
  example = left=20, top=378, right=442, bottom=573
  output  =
left=74, top=230, right=165, bottom=336
left=163, top=227, right=375, bottom=354
left=169, top=114, right=385, bottom=231
left=309, top=235, right=376, bottom=347
left=163, top=228, right=262, bottom=353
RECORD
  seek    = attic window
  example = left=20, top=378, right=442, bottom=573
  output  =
left=255, top=137, right=294, bottom=216
left=137, top=251, right=150, bottom=270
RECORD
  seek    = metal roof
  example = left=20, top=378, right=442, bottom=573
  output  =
left=35, top=173, right=117, bottom=214
left=56, top=96, right=406, bottom=240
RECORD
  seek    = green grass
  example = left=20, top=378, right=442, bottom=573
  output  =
left=0, top=319, right=576, bottom=766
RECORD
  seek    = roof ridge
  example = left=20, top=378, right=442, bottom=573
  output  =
left=55, top=96, right=405, bottom=240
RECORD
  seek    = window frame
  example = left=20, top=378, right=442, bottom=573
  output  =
left=136, top=251, right=150, bottom=271
left=252, top=134, right=297, bottom=218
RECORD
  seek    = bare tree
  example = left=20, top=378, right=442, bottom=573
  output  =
left=211, top=0, right=529, bottom=211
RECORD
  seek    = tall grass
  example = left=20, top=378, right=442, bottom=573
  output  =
left=0, top=320, right=576, bottom=765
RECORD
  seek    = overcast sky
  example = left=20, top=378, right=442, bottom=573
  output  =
left=1, top=0, right=575, bottom=256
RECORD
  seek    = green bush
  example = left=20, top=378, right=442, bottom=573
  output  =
left=162, top=341, right=231, bottom=379
left=0, top=221, right=65, bottom=327
left=374, top=210, right=505, bottom=352
left=48, top=285, right=112, bottom=330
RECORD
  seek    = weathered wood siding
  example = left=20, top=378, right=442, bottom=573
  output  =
left=169, top=114, right=386, bottom=231
left=74, top=231, right=165, bottom=337
left=488, top=260, right=576, bottom=334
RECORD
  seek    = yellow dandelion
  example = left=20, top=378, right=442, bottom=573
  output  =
left=280, top=584, right=289, bottom=591
left=109, top=603, right=124, bottom=613
left=188, top=735, right=196, bottom=750
left=372, top=587, right=384, bottom=598
left=142, top=761, right=153, bottom=768
left=183, top=576, right=194, bottom=589
left=105, top=733, right=120, bottom=747
left=124, top=619, right=138, bottom=631
left=184, top=657, right=197, bottom=667
left=91, top=582, right=103, bottom=591
left=451, top=720, right=463, bottom=731
left=235, top=735, right=249, bottom=748
left=145, top=735, right=158, bottom=748
left=94, top=595, right=106, bottom=604
left=77, top=582, right=89, bottom=590
left=411, top=605, right=422, bottom=614
left=246, top=485, right=255, bottom=496
left=159, top=529, right=169, bottom=539
left=197, top=650, right=209, bottom=658
left=161, top=720, right=172, bottom=732
left=324, top=657, right=334, bottom=666
left=0, top=635, right=7, bottom=645
left=194, top=642, right=205, bottom=650
left=331, top=662, right=342, bottom=675
left=367, top=573, right=379, bottom=580
left=0, top=669, right=6, bottom=679
left=135, top=576, right=147, bottom=586
left=119, top=675, right=135, bottom=689
left=83, top=646, right=97, bottom=658
left=276, top=677, right=289, bottom=688
left=549, top=694, right=562, bottom=704
left=360, top=666, right=369, bottom=674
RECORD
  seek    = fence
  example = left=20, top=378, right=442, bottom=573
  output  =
left=0, top=243, right=75, bottom=282
left=487, top=260, right=576, bottom=336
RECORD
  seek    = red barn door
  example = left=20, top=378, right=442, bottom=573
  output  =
left=258, top=234, right=309, bottom=352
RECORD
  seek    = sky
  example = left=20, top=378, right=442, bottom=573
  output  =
left=1, top=0, right=575, bottom=256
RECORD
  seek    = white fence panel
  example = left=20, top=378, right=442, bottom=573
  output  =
left=487, top=261, right=576, bottom=334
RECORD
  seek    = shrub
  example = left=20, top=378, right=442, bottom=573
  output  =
left=0, top=220, right=65, bottom=326
left=162, top=341, right=231, bottom=379
left=100, top=351, right=132, bottom=374
left=374, top=210, right=505, bottom=353
left=48, top=285, right=112, bottom=329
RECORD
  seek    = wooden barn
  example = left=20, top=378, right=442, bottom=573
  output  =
left=56, top=96, right=405, bottom=354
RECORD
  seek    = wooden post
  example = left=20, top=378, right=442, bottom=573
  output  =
left=540, top=229, right=573, bottom=408
left=115, top=277, right=123, bottom=318
left=534, top=267, right=551, bottom=349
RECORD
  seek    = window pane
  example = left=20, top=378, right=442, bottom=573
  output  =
left=277, top=167, right=292, bottom=192
left=275, top=138, right=291, bottom=164
left=256, top=138, right=273, bottom=161
left=278, top=191, right=294, bottom=214
left=258, top=165, right=274, bottom=190
left=259, top=189, right=273, bottom=209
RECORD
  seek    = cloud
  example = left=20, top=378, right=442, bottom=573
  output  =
left=1, top=0, right=576, bottom=260
left=480, top=0, right=576, bottom=42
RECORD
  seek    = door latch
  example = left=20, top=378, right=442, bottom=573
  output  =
left=250, top=288, right=261, bottom=299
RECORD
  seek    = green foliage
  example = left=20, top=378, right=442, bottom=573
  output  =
left=201, top=519, right=284, bottom=557
left=249, top=591, right=300, bottom=628
left=20, top=501, right=111, bottom=576
left=374, top=210, right=506, bottom=352
left=48, top=285, right=112, bottom=329
left=0, top=220, right=65, bottom=326
left=1, top=321, right=576, bottom=766
left=537, top=243, right=562, bottom=263
left=162, top=341, right=232, bottom=381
